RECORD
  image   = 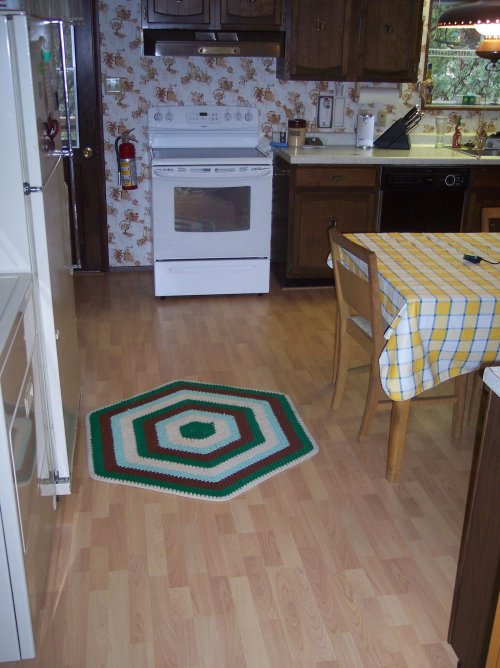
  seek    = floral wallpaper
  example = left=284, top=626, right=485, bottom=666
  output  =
left=98, top=0, right=500, bottom=267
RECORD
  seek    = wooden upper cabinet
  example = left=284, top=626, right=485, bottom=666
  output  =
left=355, top=0, right=424, bottom=82
left=220, top=0, right=283, bottom=29
left=278, top=0, right=424, bottom=82
left=278, top=0, right=354, bottom=81
left=143, top=0, right=283, bottom=30
left=143, top=0, right=212, bottom=27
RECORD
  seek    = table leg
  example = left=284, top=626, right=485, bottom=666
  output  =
left=386, top=400, right=411, bottom=482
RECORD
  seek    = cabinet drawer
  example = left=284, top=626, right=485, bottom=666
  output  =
left=294, top=167, right=378, bottom=189
left=469, top=167, right=500, bottom=189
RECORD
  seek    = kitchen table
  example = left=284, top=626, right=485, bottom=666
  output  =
left=342, top=232, right=500, bottom=481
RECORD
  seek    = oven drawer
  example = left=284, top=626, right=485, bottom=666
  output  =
left=154, top=259, right=270, bottom=296
left=294, top=166, right=378, bottom=189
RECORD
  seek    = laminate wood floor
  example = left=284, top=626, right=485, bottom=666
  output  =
left=10, top=271, right=476, bottom=668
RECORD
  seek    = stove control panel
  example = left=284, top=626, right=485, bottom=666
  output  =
left=148, top=104, right=258, bottom=133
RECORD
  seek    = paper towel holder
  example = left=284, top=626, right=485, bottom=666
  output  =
left=352, top=82, right=402, bottom=103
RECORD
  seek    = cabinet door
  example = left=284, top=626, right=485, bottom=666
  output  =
left=462, top=167, right=500, bottom=232
left=282, top=0, right=354, bottom=81
left=448, top=389, right=500, bottom=668
left=220, top=0, right=283, bottom=29
left=355, top=0, right=424, bottom=82
left=144, top=0, right=211, bottom=27
left=290, top=190, right=378, bottom=279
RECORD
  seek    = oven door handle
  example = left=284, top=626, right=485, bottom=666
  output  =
left=153, top=167, right=272, bottom=179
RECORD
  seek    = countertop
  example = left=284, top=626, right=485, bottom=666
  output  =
left=484, top=367, right=500, bottom=398
left=272, top=144, right=500, bottom=166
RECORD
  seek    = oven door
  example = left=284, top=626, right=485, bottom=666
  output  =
left=152, top=164, right=272, bottom=260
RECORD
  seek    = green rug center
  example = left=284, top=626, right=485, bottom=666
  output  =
left=180, top=421, right=216, bottom=440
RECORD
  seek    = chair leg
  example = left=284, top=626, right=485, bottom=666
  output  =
left=452, top=374, right=468, bottom=440
left=332, top=310, right=340, bottom=390
left=357, top=354, right=384, bottom=441
left=331, top=320, right=349, bottom=411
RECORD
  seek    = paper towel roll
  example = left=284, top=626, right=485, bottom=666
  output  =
left=357, top=86, right=399, bottom=104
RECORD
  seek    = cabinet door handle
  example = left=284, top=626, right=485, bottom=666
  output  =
left=330, top=175, right=343, bottom=181
left=384, top=22, right=394, bottom=34
left=314, top=18, right=326, bottom=31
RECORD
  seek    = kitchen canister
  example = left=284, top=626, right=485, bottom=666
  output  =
left=288, top=119, right=307, bottom=147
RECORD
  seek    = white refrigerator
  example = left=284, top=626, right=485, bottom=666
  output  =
left=0, top=0, right=82, bottom=660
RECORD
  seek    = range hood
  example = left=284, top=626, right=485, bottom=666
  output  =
left=143, top=29, right=284, bottom=58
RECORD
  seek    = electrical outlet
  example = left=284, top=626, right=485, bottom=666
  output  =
left=376, top=110, right=387, bottom=127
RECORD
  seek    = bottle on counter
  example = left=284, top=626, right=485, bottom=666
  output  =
left=425, top=63, right=434, bottom=105
left=452, top=116, right=462, bottom=148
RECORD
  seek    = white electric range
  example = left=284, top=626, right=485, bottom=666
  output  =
left=148, top=105, right=273, bottom=297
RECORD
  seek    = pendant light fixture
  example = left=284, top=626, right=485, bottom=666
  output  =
left=437, top=0, right=500, bottom=68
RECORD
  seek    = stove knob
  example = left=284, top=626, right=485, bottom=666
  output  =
left=245, top=112, right=253, bottom=122
left=153, top=112, right=163, bottom=122
left=235, top=112, right=242, bottom=121
left=224, top=112, right=232, bottom=121
left=165, top=111, right=174, bottom=122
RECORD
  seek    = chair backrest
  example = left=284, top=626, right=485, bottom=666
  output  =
left=481, top=207, right=500, bottom=232
left=328, top=227, right=386, bottom=350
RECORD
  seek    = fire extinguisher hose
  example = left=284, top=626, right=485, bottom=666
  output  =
left=115, top=135, right=122, bottom=187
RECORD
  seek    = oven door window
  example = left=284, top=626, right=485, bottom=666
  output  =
left=174, top=186, right=250, bottom=233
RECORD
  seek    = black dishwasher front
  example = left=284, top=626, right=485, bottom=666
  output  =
left=379, top=167, right=469, bottom=233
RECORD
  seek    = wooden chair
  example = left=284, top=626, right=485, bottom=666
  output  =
left=329, top=227, right=391, bottom=440
left=329, top=227, right=468, bottom=442
left=481, top=207, right=500, bottom=232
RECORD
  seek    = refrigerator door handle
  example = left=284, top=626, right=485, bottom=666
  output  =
left=23, top=182, right=43, bottom=195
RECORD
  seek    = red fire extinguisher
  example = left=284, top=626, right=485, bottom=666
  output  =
left=115, top=129, right=138, bottom=190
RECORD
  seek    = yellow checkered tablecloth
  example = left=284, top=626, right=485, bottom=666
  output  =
left=344, top=232, right=500, bottom=401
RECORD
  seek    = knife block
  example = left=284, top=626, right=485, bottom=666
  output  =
left=374, top=119, right=411, bottom=150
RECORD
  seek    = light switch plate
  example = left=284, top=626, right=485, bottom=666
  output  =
left=376, top=110, right=387, bottom=127
left=105, top=77, right=124, bottom=95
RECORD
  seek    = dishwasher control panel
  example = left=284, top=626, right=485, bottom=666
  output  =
left=382, top=167, right=469, bottom=190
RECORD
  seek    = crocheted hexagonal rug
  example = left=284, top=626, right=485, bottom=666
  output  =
left=86, top=380, right=319, bottom=501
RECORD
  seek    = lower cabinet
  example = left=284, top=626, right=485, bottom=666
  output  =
left=448, top=381, right=500, bottom=668
left=462, top=166, right=500, bottom=232
left=271, top=160, right=380, bottom=284
left=271, top=159, right=499, bottom=287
